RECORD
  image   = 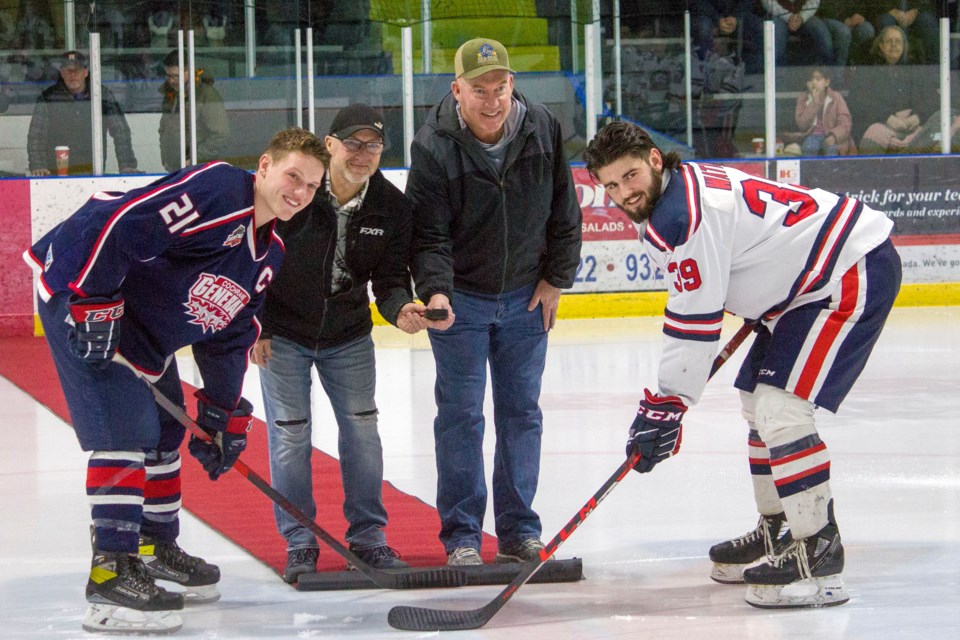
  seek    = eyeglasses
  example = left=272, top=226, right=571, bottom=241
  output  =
left=338, top=137, right=384, bottom=155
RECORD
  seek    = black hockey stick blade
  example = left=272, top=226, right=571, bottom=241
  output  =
left=388, top=322, right=754, bottom=629
left=144, top=379, right=467, bottom=590
left=388, top=453, right=638, bottom=631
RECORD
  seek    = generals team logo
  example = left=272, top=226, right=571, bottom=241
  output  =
left=223, top=224, right=246, bottom=248
left=183, top=273, right=251, bottom=333
left=477, top=43, right=498, bottom=64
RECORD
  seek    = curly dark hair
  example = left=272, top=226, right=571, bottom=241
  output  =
left=583, top=121, right=682, bottom=178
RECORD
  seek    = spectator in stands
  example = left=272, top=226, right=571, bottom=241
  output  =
left=849, top=25, right=938, bottom=153
left=783, top=67, right=855, bottom=155
left=27, top=51, right=138, bottom=176
left=158, top=50, right=231, bottom=172
left=757, top=0, right=840, bottom=66
left=894, top=109, right=960, bottom=153
left=691, top=1, right=765, bottom=74
left=13, top=3, right=56, bottom=49
left=871, top=1, right=939, bottom=64
left=818, top=0, right=877, bottom=66
left=406, top=38, right=582, bottom=567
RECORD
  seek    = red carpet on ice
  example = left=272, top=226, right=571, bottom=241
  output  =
left=0, top=336, right=498, bottom=576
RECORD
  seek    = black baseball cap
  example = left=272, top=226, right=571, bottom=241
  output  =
left=60, top=51, right=88, bottom=69
left=328, top=104, right=385, bottom=140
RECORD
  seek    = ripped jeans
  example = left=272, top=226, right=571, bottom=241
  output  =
left=259, top=334, right=389, bottom=551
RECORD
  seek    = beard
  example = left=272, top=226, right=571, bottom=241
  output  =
left=619, top=167, right=663, bottom=225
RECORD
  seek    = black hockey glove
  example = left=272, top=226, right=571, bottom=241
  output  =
left=188, top=391, right=253, bottom=480
left=626, top=388, right=687, bottom=473
left=67, top=293, right=124, bottom=367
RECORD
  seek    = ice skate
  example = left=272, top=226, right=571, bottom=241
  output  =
left=708, top=512, right=791, bottom=584
left=84, top=551, right=183, bottom=634
left=139, top=536, right=221, bottom=604
left=743, top=522, right=849, bottom=608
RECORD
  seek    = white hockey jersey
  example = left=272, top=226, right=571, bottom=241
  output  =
left=644, top=163, right=893, bottom=406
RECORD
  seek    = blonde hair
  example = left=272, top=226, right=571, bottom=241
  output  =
left=264, top=127, right=330, bottom=166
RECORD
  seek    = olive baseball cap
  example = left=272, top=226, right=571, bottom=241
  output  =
left=454, top=38, right=514, bottom=79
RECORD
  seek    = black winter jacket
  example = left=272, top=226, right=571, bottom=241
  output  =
left=27, top=78, right=137, bottom=174
left=406, top=89, right=582, bottom=302
left=260, top=171, right=414, bottom=350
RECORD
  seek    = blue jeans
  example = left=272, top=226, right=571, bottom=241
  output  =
left=259, top=334, right=388, bottom=551
left=801, top=133, right=838, bottom=157
left=773, top=16, right=833, bottom=65
left=428, top=284, right=548, bottom=552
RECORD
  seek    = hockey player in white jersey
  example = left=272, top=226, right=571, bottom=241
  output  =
left=583, top=121, right=901, bottom=609
left=24, top=128, right=328, bottom=634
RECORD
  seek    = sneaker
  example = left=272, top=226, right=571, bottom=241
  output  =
left=495, top=538, right=548, bottom=564
left=743, top=522, right=848, bottom=608
left=139, top=536, right=221, bottom=604
left=283, top=547, right=319, bottom=584
left=708, top=512, right=791, bottom=584
left=347, top=544, right=410, bottom=570
left=446, top=547, right=482, bottom=566
left=87, top=551, right=184, bottom=611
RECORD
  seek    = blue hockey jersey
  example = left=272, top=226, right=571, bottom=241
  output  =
left=23, top=162, right=285, bottom=408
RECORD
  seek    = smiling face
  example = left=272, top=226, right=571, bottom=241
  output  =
left=253, top=151, right=326, bottom=227
left=326, top=129, right=383, bottom=187
left=593, top=149, right=664, bottom=224
left=451, top=69, right=514, bottom=144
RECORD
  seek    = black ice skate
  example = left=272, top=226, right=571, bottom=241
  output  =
left=708, top=512, right=791, bottom=584
left=83, top=551, right=184, bottom=634
left=139, top=536, right=221, bottom=604
left=742, top=521, right=849, bottom=608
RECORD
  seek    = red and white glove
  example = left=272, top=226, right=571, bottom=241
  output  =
left=67, top=293, right=124, bottom=367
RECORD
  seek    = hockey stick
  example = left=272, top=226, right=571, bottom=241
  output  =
left=144, top=379, right=468, bottom=590
left=388, top=321, right=755, bottom=630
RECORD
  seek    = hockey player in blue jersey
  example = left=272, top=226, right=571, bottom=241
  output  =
left=584, top=121, right=901, bottom=609
left=23, top=127, right=329, bottom=634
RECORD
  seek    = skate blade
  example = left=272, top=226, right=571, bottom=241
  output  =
left=181, top=583, right=221, bottom=605
left=710, top=562, right=747, bottom=584
left=82, top=603, right=183, bottom=635
left=745, top=575, right=849, bottom=609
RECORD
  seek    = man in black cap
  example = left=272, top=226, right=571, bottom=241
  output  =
left=26, top=51, right=138, bottom=175
left=251, top=104, right=430, bottom=582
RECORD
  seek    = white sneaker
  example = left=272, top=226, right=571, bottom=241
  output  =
left=446, top=547, right=482, bottom=566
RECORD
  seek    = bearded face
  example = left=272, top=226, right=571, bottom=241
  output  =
left=593, top=151, right=664, bottom=224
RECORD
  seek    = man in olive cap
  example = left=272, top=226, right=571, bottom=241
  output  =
left=406, top=38, right=582, bottom=566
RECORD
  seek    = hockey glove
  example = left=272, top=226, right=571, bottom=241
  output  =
left=67, top=293, right=124, bottom=367
left=626, top=388, right=687, bottom=473
left=188, top=391, right=253, bottom=480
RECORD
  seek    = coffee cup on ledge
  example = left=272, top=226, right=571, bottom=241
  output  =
left=55, top=146, right=70, bottom=176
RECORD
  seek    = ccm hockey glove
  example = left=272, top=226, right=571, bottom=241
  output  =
left=626, top=388, right=687, bottom=473
left=189, top=391, right=253, bottom=480
left=67, top=293, right=124, bottom=367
